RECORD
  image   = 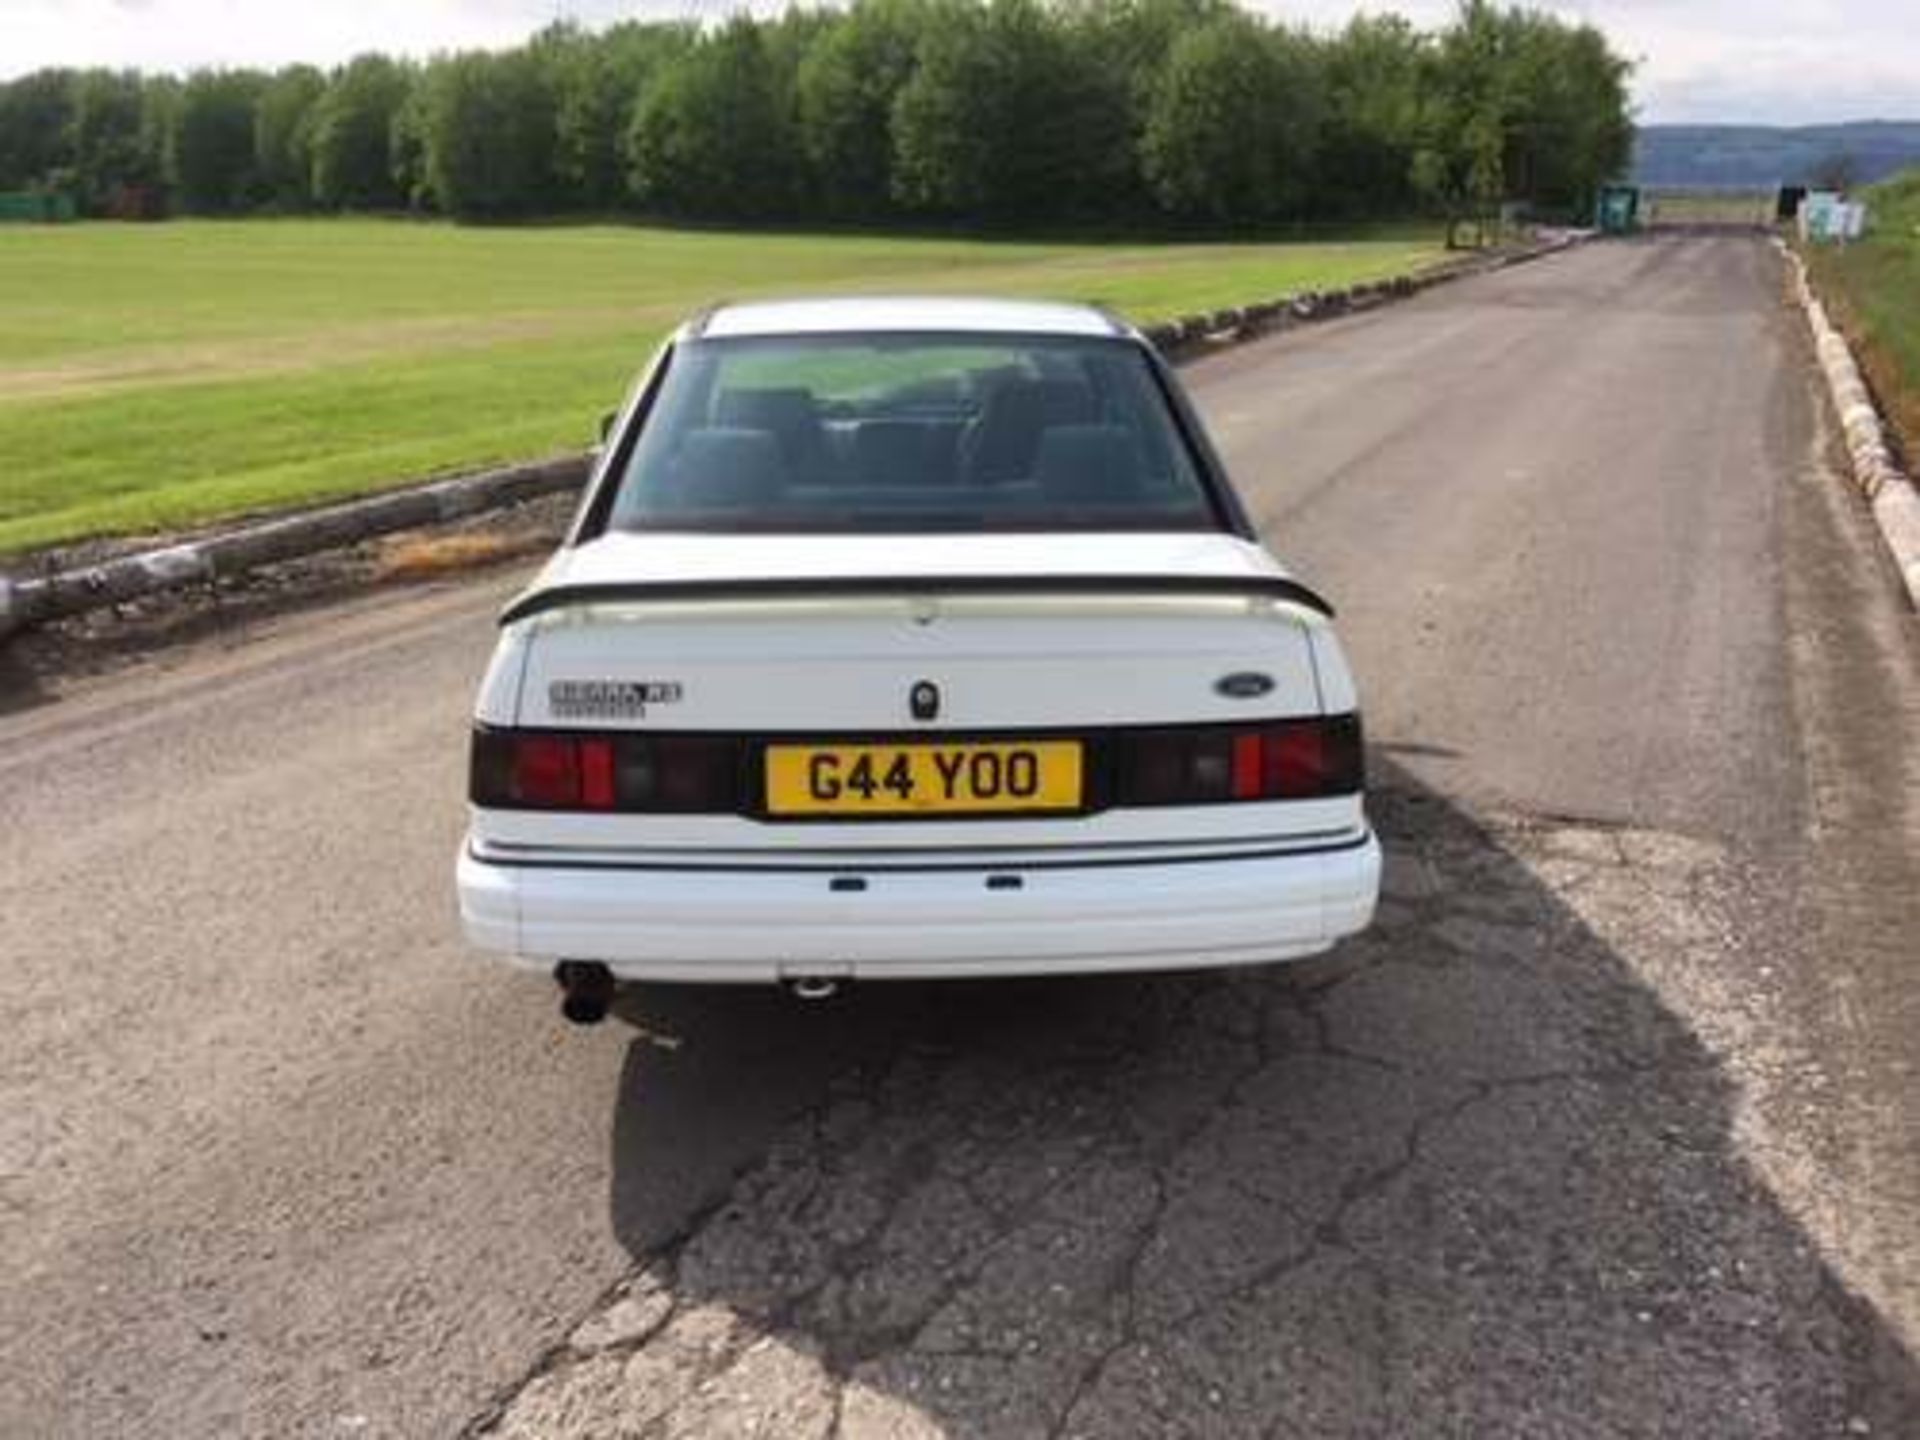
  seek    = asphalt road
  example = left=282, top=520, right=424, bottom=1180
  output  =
left=3, top=234, right=1916, bottom=1439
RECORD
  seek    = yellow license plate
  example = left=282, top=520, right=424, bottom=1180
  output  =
left=765, top=740, right=1084, bottom=816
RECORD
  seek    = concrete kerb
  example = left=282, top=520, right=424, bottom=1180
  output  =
left=1140, top=230, right=1581, bottom=364
left=0, top=232, right=1586, bottom=641
left=1777, top=238, right=1920, bottom=610
left=0, top=454, right=588, bottom=638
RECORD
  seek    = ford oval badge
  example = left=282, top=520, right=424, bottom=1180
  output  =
left=1215, top=671, right=1275, bottom=700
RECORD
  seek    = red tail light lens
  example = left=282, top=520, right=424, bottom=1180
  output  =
left=471, top=728, right=742, bottom=813
left=578, top=738, right=617, bottom=809
left=513, top=735, right=584, bottom=807
left=1232, top=732, right=1264, bottom=799
left=1117, top=715, right=1362, bottom=806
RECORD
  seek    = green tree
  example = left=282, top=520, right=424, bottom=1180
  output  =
left=1068, top=0, right=1235, bottom=218
left=892, top=0, right=1125, bottom=221
left=0, top=0, right=1631, bottom=227
left=417, top=49, right=556, bottom=218
left=138, top=75, right=181, bottom=203
left=1072, top=0, right=1234, bottom=96
left=0, top=69, right=77, bottom=190
left=254, top=64, right=324, bottom=208
left=1502, top=16, right=1632, bottom=214
left=309, top=54, right=410, bottom=209
left=889, top=2, right=997, bottom=214
left=538, top=20, right=662, bottom=210
left=1411, top=1, right=1508, bottom=244
left=67, top=69, right=162, bottom=211
left=1411, top=3, right=1630, bottom=234
left=1139, top=15, right=1320, bottom=223
left=545, top=21, right=693, bottom=209
left=1321, top=15, right=1425, bottom=216
left=172, top=69, right=266, bottom=212
left=627, top=18, right=797, bottom=219
left=797, top=0, right=927, bottom=216
left=1263, top=25, right=1329, bottom=217
left=758, top=6, right=836, bottom=201
left=388, top=79, right=431, bottom=210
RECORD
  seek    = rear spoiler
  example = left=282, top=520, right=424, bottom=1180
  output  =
left=500, top=574, right=1334, bottom=626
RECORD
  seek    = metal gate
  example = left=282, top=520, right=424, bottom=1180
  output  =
left=1638, top=187, right=1776, bottom=231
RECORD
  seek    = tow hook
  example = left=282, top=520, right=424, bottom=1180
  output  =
left=786, top=976, right=842, bottom=1002
left=555, top=961, right=615, bottom=1025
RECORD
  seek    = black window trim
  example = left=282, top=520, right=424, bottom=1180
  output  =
left=571, top=339, right=677, bottom=546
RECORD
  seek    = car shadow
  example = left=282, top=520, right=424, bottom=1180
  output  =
left=587, top=763, right=1919, bottom=1437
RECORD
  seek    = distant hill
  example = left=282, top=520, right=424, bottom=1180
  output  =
left=1634, top=122, right=1920, bottom=188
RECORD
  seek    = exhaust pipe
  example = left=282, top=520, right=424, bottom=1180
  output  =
left=786, top=976, right=842, bottom=1002
left=555, top=961, right=615, bottom=1025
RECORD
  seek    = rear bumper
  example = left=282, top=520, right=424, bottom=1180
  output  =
left=457, top=831, right=1380, bottom=983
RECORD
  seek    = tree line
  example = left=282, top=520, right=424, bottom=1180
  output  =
left=0, top=0, right=1632, bottom=230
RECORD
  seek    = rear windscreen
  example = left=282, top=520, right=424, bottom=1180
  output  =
left=604, top=332, right=1221, bottom=535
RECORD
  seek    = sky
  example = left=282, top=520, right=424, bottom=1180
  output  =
left=1, top=0, right=1915, bottom=126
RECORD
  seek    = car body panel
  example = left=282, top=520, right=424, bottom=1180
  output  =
left=459, top=833, right=1379, bottom=982
left=457, top=298, right=1379, bottom=985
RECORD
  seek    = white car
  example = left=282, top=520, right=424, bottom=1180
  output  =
left=457, top=296, right=1379, bottom=1020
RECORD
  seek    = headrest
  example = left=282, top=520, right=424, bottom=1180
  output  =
left=666, top=427, right=788, bottom=506
left=853, top=419, right=936, bottom=483
left=714, top=387, right=820, bottom=433
left=977, top=377, right=1097, bottom=427
left=1033, top=425, right=1145, bottom=503
left=967, top=378, right=1100, bottom=483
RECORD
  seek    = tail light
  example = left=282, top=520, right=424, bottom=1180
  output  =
left=471, top=728, right=741, bottom=812
left=471, top=715, right=1361, bottom=814
left=1115, top=714, right=1362, bottom=806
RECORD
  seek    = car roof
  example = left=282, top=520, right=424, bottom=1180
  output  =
left=693, top=295, right=1131, bottom=341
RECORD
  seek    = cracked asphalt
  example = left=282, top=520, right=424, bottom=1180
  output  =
left=479, top=805, right=1907, bottom=1440
left=2, top=235, right=1916, bottom=1438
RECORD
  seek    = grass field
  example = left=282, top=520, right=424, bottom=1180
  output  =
left=1803, top=170, right=1920, bottom=461
left=0, top=219, right=1443, bottom=556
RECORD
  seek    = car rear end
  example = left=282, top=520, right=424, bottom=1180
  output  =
left=456, top=299, right=1379, bottom=988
